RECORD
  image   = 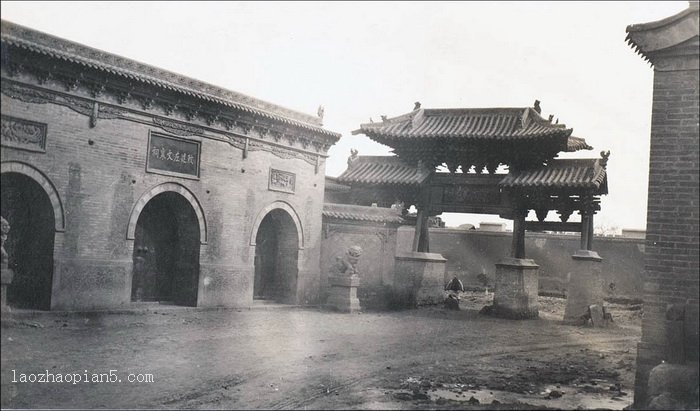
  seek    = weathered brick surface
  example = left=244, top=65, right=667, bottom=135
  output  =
left=396, top=227, right=646, bottom=298
left=320, top=217, right=399, bottom=308
left=1, top=74, right=331, bottom=310
left=634, top=64, right=700, bottom=405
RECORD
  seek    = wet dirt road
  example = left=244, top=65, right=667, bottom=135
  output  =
left=1, top=297, right=640, bottom=409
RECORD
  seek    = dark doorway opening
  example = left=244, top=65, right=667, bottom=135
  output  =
left=254, top=209, right=299, bottom=303
left=131, top=191, right=199, bottom=306
left=1, top=173, right=55, bottom=310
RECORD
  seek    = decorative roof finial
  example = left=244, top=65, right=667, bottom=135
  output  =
left=600, top=150, right=611, bottom=169
left=369, top=117, right=374, bottom=123
left=317, top=105, right=325, bottom=120
left=347, top=148, right=359, bottom=167
left=548, top=114, right=554, bottom=122
left=380, top=115, right=388, bottom=121
left=414, top=101, right=421, bottom=110
left=534, top=100, right=542, bottom=114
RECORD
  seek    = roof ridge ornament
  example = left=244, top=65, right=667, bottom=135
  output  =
left=600, top=150, right=611, bottom=169
left=411, top=107, right=426, bottom=130
left=520, top=107, right=530, bottom=129
left=347, top=148, right=359, bottom=168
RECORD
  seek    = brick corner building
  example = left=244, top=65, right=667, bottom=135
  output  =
left=626, top=2, right=699, bottom=408
left=0, top=20, right=340, bottom=311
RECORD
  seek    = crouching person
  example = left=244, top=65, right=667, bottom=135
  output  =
left=444, top=276, right=464, bottom=310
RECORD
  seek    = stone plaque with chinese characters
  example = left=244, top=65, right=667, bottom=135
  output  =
left=427, top=173, right=509, bottom=215
left=146, top=132, right=201, bottom=179
left=269, top=168, right=296, bottom=194
left=1, top=115, right=47, bottom=153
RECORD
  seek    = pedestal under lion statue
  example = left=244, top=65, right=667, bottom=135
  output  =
left=1, top=217, right=15, bottom=311
left=325, top=246, right=362, bottom=313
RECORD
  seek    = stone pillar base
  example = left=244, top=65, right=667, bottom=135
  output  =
left=1, top=267, right=14, bottom=312
left=393, top=252, right=447, bottom=308
left=490, top=258, right=539, bottom=319
left=564, top=250, right=604, bottom=324
left=646, top=362, right=699, bottom=410
left=325, top=275, right=361, bottom=313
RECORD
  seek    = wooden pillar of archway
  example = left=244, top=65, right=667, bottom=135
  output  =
left=411, top=186, right=431, bottom=253
left=510, top=208, right=527, bottom=258
left=412, top=208, right=430, bottom=253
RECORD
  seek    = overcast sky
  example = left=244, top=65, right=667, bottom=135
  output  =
left=1, top=1, right=689, bottom=230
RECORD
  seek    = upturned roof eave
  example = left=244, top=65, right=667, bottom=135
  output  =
left=498, top=158, right=608, bottom=193
left=626, top=6, right=697, bottom=33
left=625, top=5, right=699, bottom=63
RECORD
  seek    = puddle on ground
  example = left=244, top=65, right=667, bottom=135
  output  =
left=389, top=382, right=632, bottom=410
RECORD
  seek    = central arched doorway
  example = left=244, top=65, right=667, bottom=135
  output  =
left=131, top=191, right=199, bottom=306
left=1, top=172, right=55, bottom=310
left=254, top=209, right=299, bottom=303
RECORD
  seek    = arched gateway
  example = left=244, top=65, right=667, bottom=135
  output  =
left=0, top=162, right=64, bottom=310
left=128, top=184, right=205, bottom=306
left=251, top=203, right=302, bottom=304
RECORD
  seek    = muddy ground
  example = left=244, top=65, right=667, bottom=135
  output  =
left=1, top=293, right=642, bottom=410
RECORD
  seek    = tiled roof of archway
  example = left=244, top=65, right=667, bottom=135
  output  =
left=337, top=156, right=431, bottom=185
left=567, top=136, right=593, bottom=152
left=499, top=157, right=608, bottom=193
left=353, top=107, right=574, bottom=142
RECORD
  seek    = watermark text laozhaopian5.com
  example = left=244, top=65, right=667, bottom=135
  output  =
left=11, top=370, right=154, bottom=384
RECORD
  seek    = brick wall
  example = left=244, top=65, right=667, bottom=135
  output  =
left=1, top=74, right=330, bottom=310
left=320, top=217, right=400, bottom=310
left=395, top=227, right=646, bottom=298
left=634, top=66, right=700, bottom=404
left=318, top=219, right=646, bottom=310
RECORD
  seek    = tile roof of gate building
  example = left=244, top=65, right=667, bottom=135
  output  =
left=1, top=20, right=340, bottom=139
left=322, top=203, right=404, bottom=224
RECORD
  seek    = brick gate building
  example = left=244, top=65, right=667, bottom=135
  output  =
left=626, top=2, right=699, bottom=408
left=0, top=21, right=340, bottom=311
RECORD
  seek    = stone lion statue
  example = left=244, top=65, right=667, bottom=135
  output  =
left=334, top=245, right=362, bottom=276
left=1, top=217, right=9, bottom=267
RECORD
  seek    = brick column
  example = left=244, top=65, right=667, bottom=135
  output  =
left=626, top=5, right=700, bottom=407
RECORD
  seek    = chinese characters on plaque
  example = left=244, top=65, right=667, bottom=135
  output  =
left=146, top=132, right=200, bottom=179
left=269, top=168, right=296, bottom=194
left=1, top=115, right=47, bottom=153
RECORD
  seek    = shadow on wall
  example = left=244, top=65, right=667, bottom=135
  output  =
left=395, top=226, right=645, bottom=300
left=319, top=223, right=645, bottom=310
